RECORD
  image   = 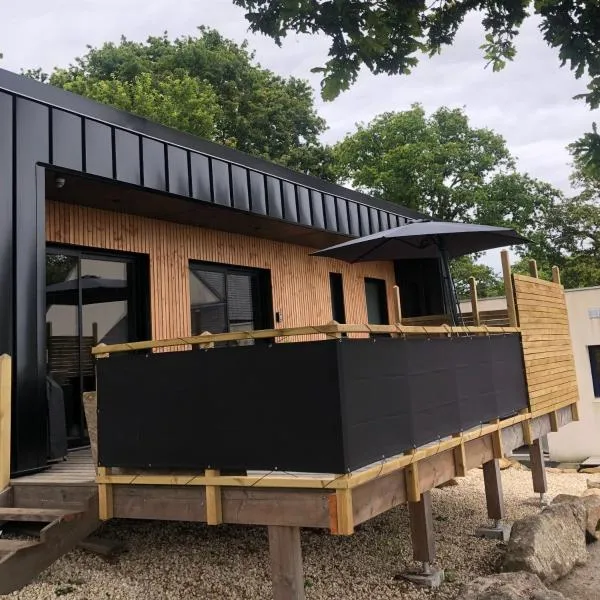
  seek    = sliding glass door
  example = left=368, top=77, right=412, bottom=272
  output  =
left=46, top=248, right=148, bottom=448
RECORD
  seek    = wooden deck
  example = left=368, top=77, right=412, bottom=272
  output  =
left=12, top=448, right=95, bottom=485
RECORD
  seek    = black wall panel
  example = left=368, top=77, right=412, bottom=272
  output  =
left=266, top=176, right=283, bottom=219
left=85, top=120, right=113, bottom=178
left=297, top=187, right=311, bottom=226
left=369, top=208, right=380, bottom=233
left=324, top=195, right=337, bottom=231
left=190, top=153, right=212, bottom=201
left=14, top=99, right=49, bottom=473
left=310, top=191, right=325, bottom=229
left=282, top=181, right=298, bottom=222
left=51, top=109, right=82, bottom=171
left=231, top=165, right=250, bottom=211
left=97, top=341, right=345, bottom=473
left=359, top=205, right=371, bottom=236
left=142, top=139, right=166, bottom=191
left=348, top=202, right=360, bottom=236
left=212, top=159, right=231, bottom=206
left=167, top=146, right=190, bottom=197
left=336, top=198, right=349, bottom=235
left=379, top=212, right=390, bottom=231
left=0, top=93, right=13, bottom=357
left=249, top=171, right=267, bottom=215
left=115, top=130, right=141, bottom=185
left=389, top=214, right=399, bottom=229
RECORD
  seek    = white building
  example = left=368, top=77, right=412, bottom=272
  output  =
left=460, top=287, right=600, bottom=463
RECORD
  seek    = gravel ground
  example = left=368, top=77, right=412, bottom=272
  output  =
left=2, top=467, right=592, bottom=600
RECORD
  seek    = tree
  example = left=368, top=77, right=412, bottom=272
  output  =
left=451, top=256, right=505, bottom=300
left=333, top=104, right=561, bottom=225
left=26, top=28, right=333, bottom=177
left=333, top=104, right=564, bottom=294
left=234, top=0, right=600, bottom=109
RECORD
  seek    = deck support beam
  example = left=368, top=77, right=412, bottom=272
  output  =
left=476, top=459, right=510, bottom=541
left=483, top=459, right=505, bottom=522
left=268, top=525, right=305, bottom=600
left=409, top=491, right=435, bottom=564
left=529, top=438, right=548, bottom=504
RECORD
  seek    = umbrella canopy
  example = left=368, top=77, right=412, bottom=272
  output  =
left=46, top=275, right=127, bottom=306
left=311, top=220, right=529, bottom=263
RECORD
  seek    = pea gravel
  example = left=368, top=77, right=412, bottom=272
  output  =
left=2, top=467, right=591, bottom=600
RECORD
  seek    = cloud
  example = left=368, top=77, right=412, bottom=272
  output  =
left=1, top=0, right=597, bottom=194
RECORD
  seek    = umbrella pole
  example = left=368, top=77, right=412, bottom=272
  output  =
left=437, top=243, right=460, bottom=326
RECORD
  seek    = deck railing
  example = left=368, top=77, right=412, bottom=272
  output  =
left=0, top=354, right=11, bottom=492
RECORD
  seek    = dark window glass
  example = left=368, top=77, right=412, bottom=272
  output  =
left=589, top=346, right=600, bottom=398
left=365, top=278, right=389, bottom=324
left=329, top=273, right=346, bottom=324
left=359, top=205, right=371, bottom=236
left=369, top=208, right=380, bottom=233
left=46, top=250, right=144, bottom=448
left=336, top=198, right=349, bottom=234
left=189, top=263, right=272, bottom=346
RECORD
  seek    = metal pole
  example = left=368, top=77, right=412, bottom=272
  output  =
left=437, top=241, right=459, bottom=325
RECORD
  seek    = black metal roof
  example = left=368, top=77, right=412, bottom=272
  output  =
left=0, top=68, right=423, bottom=239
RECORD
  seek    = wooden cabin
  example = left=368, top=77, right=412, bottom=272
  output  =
left=0, top=68, right=581, bottom=598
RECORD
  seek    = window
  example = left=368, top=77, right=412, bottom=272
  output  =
left=189, top=262, right=272, bottom=344
left=589, top=345, right=600, bottom=398
left=329, top=273, right=346, bottom=324
left=365, top=278, right=389, bottom=324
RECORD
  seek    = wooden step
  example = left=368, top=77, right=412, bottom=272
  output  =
left=0, top=507, right=83, bottom=523
left=0, top=539, right=41, bottom=560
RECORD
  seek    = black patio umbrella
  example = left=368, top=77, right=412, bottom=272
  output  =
left=312, top=220, right=529, bottom=324
left=46, top=275, right=127, bottom=306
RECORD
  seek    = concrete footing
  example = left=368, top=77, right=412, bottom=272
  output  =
left=399, top=566, right=445, bottom=588
left=475, top=523, right=511, bottom=541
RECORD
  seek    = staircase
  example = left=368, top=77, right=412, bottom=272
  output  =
left=0, top=488, right=99, bottom=594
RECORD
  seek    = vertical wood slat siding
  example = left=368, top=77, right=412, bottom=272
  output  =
left=46, top=201, right=397, bottom=341
left=513, top=274, right=579, bottom=415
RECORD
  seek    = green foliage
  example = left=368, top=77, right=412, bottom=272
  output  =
left=451, top=256, right=505, bottom=300
left=235, top=1, right=599, bottom=104
left=332, top=104, right=561, bottom=227
left=25, top=28, right=331, bottom=177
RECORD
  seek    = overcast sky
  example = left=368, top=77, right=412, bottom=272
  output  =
left=2, top=0, right=597, bottom=197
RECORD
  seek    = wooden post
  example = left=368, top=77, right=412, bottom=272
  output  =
left=205, top=469, right=223, bottom=525
left=268, top=526, right=305, bottom=600
left=529, top=439, right=548, bottom=497
left=97, top=466, right=113, bottom=520
left=0, top=355, right=11, bottom=491
left=393, top=285, right=402, bottom=324
left=409, top=491, right=435, bottom=564
left=501, top=250, right=518, bottom=327
left=552, top=266, right=561, bottom=285
left=482, top=459, right=505, bottom=522
left=528, top=259, right=538, bottom=278
left=469, top=277, right=481, bottom=326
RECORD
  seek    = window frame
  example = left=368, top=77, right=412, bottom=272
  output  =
left=188, top=260, right=273, bottom=339
left=588, top=345, right=600, bottom=399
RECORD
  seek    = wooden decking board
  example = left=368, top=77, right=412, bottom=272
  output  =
left=12, top=449, right=95, bottom=485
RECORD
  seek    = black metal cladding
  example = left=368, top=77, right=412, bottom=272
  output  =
left=0, top=67, right=420, bottom=474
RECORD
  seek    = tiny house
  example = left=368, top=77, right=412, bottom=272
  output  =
left=0, top=69, right=582, bottom=599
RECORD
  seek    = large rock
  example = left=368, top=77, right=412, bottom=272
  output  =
left=461, top=572, right=568, bottom=599
left=551, top=494, right=600, bottom=542
left=503, top=502, right=587, bottom=582
left=588, top=479, right=600, bottom=489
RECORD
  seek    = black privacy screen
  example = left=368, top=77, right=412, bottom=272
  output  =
left=97, top=334, right=528, bottom=474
